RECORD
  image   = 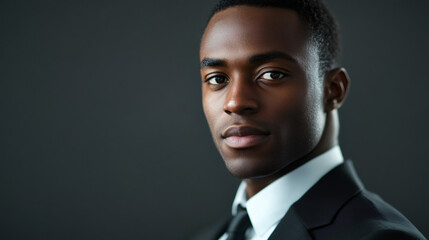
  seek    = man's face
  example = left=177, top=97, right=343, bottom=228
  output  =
left=200, top=6, right=326, bottom=179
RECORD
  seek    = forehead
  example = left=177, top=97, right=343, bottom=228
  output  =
left=200, top=6, right=313, bottom=62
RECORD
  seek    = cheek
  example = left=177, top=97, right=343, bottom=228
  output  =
left=202, top=93, right=223, bottom=130
left=292, top=86, right=326, bottom=152
left=265, top=81, right=325, bottom=141
left=263, top=84, right=306, bottom=120
left=305, top=79, right=326, bottom=132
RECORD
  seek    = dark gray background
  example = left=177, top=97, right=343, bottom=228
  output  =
left=1, top=0, right=428, bottom=239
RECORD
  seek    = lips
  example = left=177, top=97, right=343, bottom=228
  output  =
left=222, top=125, right=270, bottom=149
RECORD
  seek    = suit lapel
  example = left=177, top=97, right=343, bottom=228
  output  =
left=295, top=160, right=364, bottom=229
left=267, top=207, right=312, bottom=240
left=268, top=161, right=364, bottom=239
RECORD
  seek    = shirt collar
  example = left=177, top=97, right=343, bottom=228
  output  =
left=231, top=146, right=344, bottom=237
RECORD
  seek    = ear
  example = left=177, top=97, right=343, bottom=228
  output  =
left=324, top=68, right=350, bottom=112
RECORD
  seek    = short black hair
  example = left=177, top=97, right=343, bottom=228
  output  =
left=207, top=0, right=340, bottom=74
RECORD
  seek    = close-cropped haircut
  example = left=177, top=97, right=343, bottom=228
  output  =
left=207, top=0, right=340, bottom=74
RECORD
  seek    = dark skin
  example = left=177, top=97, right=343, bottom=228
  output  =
left=200, top=6, right=350, bottom=198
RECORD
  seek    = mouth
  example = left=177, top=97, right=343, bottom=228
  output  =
left=221, top=125, right=270, bottom=149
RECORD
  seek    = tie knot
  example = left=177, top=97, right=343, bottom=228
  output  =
left=226, top=205, right=251, bottom=240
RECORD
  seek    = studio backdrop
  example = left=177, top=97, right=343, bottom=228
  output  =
left=1, top=0, right=428, bottom=239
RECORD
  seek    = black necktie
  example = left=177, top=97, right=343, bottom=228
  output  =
left=226, top=206, right=251, bottom=240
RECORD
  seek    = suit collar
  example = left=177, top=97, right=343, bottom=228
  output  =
left=268, top=160, right=364, bottom=239
left=232, top=146, right=344, bottom=237
left=204, top=161, right=364, bottom=240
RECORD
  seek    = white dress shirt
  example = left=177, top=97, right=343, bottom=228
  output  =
left=218, top=146, right=344, bottom=240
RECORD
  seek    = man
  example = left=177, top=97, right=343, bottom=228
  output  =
left=194, top=0, right=426, bottom=239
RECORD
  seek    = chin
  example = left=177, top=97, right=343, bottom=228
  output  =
left=223, top=156, right=280, bottom=179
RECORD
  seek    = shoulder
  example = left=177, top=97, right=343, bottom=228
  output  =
left=326, top=190, right=426, bottom=240
left=309, top=189, right=426, bottom=240
left=360, top=228, right=425, bottom=240
left=333, top=217, right=426, bottom=240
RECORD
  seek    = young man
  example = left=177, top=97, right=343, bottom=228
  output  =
left=195, top=0, right=425, bottom=239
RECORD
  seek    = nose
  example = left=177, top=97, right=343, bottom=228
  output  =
left=223, top=77, right=259, bottom=115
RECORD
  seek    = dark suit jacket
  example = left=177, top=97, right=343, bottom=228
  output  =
left=191, top=161, right=426, bottom=240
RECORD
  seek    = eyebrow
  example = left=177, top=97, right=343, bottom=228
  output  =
left=200, top=58, right=227, bottom=69
left=200, top=51, right=297, bottom=69
left=249, top=51, right=297, bottom=64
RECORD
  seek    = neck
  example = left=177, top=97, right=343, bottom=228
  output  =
left=244, top=110, right=339, bottom=198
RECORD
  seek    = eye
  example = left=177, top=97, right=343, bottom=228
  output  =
left=259, top=71, right=285, bottom=80
left=206, top=75, right=228, bottom=85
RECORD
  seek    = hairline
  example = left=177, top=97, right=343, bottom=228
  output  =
left=202, top=4, right=329, bottom=77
